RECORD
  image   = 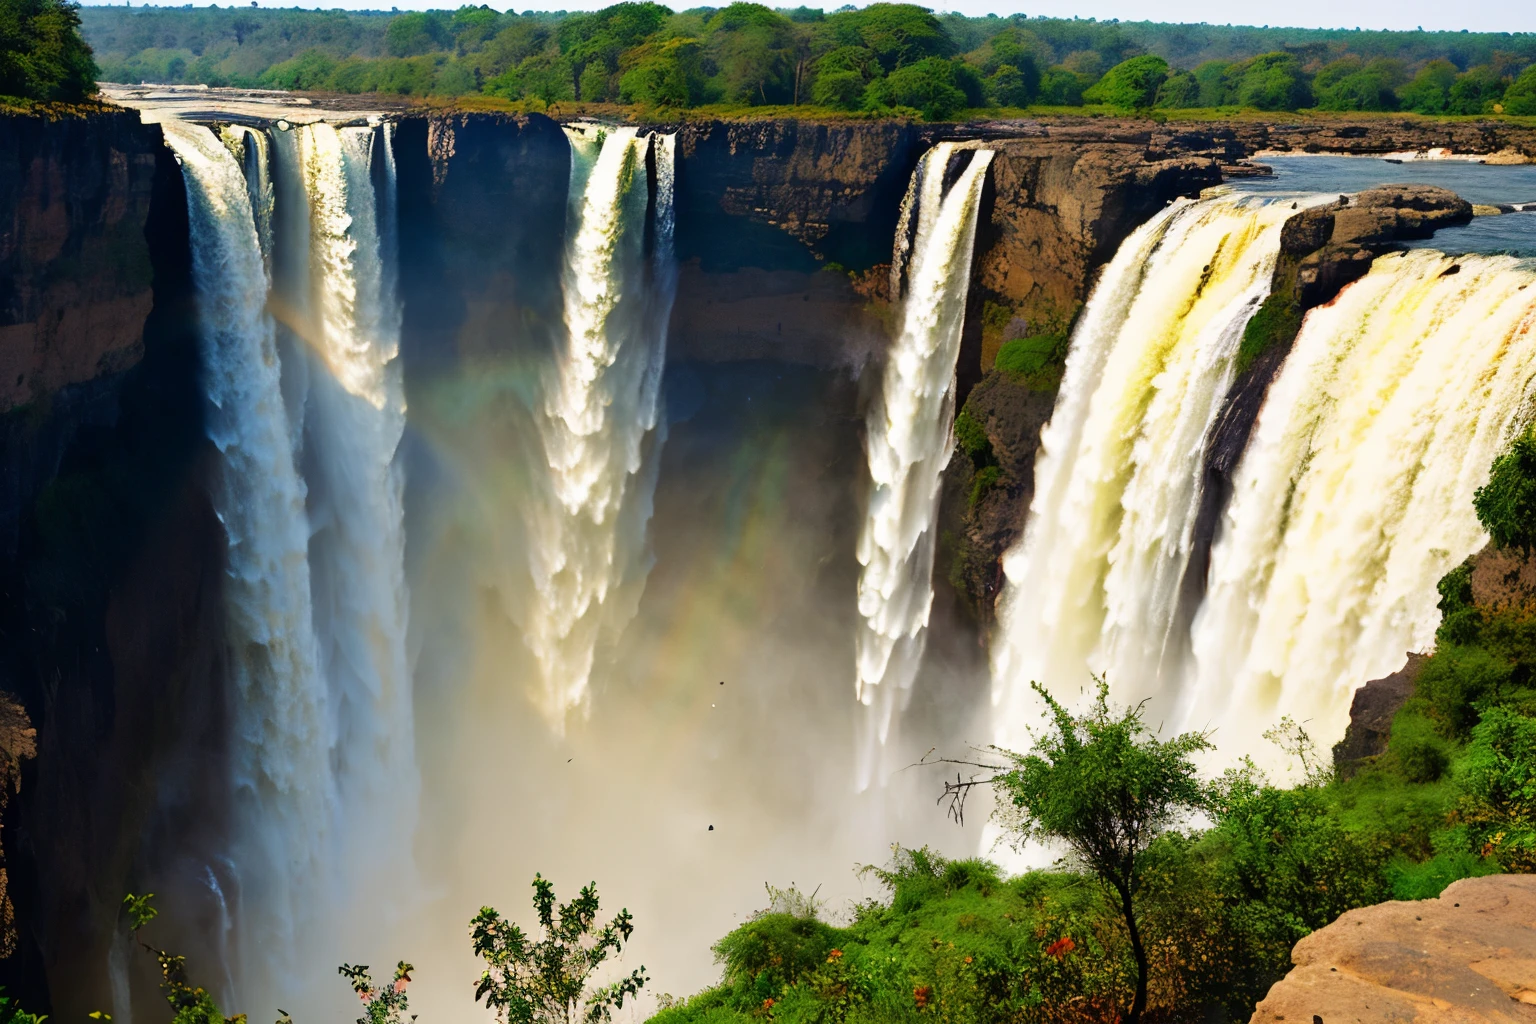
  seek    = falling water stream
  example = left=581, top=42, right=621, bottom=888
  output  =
left=993, top=192, right=1536, bottom=777
left=524, top=124, right=677, bottom=726
left=855, top=143, right=993, bottom=789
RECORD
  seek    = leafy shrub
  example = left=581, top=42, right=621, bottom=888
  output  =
left=812, top=67, right=864, bottom=108
left=995, top=333, right=1065, bottom=377
left=1458, top=706, right=1536, bottom=870
left=1236, top=294, right=1301, bottom=374
left=1415, top=644, right=1513, bottom=738
left=953, top=408, right=994, bottom=469
left=1448, top=65, right=1506, bottom=114
left=1473, top=427, right=1536, bottom=555
left=1384, top=850, right=1499, bottom=901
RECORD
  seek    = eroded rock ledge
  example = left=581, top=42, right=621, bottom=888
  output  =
left=1250, top=873, right=1536, bottom=1023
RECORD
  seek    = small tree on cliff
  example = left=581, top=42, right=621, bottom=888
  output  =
left=936, top=679, right=1211, bottom=1024
left=1473, top=426, right=1536, bottom=556
left=470, top=874, right=647, bottom=1024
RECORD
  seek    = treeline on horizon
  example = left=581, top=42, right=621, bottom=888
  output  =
left=81, top=2, right=1536, bottom=119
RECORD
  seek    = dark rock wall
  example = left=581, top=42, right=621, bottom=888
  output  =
left=0, top=112, right=226, bottom=1016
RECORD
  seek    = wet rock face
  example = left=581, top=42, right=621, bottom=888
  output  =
left=0, top=110, right=161, bottom=413
left=1332, top=654, right=1427, bottom=775
left=1249, top=874, right=1536, bottom=1024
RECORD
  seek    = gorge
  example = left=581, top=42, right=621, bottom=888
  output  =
left=2, top=102, right=1534, bottom=1021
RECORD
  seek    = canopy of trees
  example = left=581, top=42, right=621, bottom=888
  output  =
left=1, top=0, right=96, bottom=103
left=79, top=3, right=1536, bottom=118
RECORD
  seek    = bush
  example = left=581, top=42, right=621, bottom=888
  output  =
left=0, top=0, right=96, bottom=101
left=1236, top=294, right=1300, bottom=373
left=985, top=62, right=1032, bottom=106
left=952, top=408, right=994, bottom=468
left=995, top=333, right=1066, bottom=377
left=1473, top=427, right=1536, bottom=555
left=1038, top=66, right=1087, bottom=105
left=865, top=56, right=966, bottom=120
left=1459, top=705, right=1536, bottom=870
left=1385, top=850, right=1499, bottom=901
left=1084, top=54, right=1168, bottom=110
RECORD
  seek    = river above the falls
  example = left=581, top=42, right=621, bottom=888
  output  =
left=1230, top=153, right=1536, bottom=255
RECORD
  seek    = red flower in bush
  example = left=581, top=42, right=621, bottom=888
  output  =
left=1045, top=936, right=1076, bottom=960
left=913, top=985, right=932, bottom=1009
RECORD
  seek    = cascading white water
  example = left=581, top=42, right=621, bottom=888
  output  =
left=290, top=121, right=418, bottom=925
left=991, top=194, right=1304, bottom=752
left=855, top=143, right=993, bottom=788
left=1180, top=250, right=1536, bottom=769
left=162, top=117, right=419, bottom=1016
left=524, top=124, right=676, bottom=725
left=160, top=119, right=334, bottom=976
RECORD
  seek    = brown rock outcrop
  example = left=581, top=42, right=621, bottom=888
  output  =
left=1250, top=874, right=1536, bottom=1024
left=0, top=110, right=161, bottom=413
left=1333, top=654, right=1427, bottom=775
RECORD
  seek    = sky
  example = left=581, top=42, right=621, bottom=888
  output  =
left=78, top=0, right=1536, bottom=34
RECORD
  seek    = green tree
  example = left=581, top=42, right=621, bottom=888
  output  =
left=1154, top=68, right=1198, bottom=107
left=384, top=11, right=447, bottom=58
left=123, top=894, right=242, bottom=1024
left=1084, top=54, right=1168, bottom=109
left=1193, top=59, right=1234, bottom=105
left=706, top=3, right=795, bottom=105
left=947, top=679, right=1211, bottom=1024
left=0, top=0, right=96, bottom=102
left=1398, top=59, right=1457, bottom=114
left=1313, top=56, right=1398, bottom=110
left=470, top=874, right=648, bottom=1024
left=1038, top=65, right=1088, bottom=105
left=1233, top=51, right=1310, bottom=110
left=865, top=55, right=966, bottom=119
left=1503, top=64, right=1536, bottom=115
left=1448, top=64, right=1506, bottom=114
left=1473, top=427, right=1536, bottom=555
left=617, top=38, right=701, bottom=107
left=824, top=2, right=952, bottom=74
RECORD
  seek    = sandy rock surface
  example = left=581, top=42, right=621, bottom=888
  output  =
left=1250, top=874, right=1536, bottom=1024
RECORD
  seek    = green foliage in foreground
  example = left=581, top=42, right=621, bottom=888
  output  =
left=0, top=0, right=96, bottom=103
left=78, top=3, right=1536, bottom=118
left=471, top=875, right=648, bottom=1024
left=0, top=989, right=46, bottom=1024
left=1474, top=427, right=1536, bottom=556
left=654, top=475, right=1536, bottom=1024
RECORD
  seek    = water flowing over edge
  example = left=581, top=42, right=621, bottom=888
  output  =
left=855, top=144, right=994, bottom=790
left=991, top=189, right=1536, bottom=785
left=163, top=117, right=418, bottom=1013
left=1181, top=249, right=1536, bottom=770
left=523, top=124, right=678, bottom=727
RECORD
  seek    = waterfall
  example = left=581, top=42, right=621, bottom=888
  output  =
left=1181, top=249, right=1536, bottom=769
left=160, top=118, right=334, bottom=973
left=991, top=194, right=1301, bottom=751
left=992, top=188, right=1536, bottom=776
left=163, top=117, right=417, bottom=1014
left=855, top=143, right=993, bottom=789
left=524, top=124, right=676, bottom=725
left=290, top=121, right=418, bottom=916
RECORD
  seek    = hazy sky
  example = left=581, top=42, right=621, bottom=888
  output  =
left=80, top=0, right=1536, bottom=34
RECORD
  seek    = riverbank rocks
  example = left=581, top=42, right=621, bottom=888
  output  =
left=1250, top=874, right=1536, bottom=1024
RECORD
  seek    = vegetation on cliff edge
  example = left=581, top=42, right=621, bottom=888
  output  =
left=79, top=3, right=1536, bottom=120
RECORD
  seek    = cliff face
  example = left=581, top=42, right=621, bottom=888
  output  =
left=0, top=111, right=158, bottom=416
left=0, top=110, right=224, bottom=1015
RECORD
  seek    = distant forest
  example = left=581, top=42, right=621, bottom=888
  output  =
left=81, top=3, right=1536, bottom=119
